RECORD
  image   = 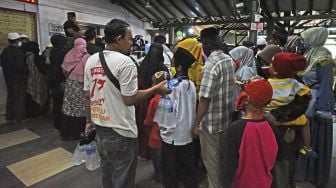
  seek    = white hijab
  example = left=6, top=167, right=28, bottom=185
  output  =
left=229, top=46, right=257, bottom=81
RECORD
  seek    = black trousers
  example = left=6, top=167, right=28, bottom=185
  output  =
left=162, top=142, right=198, bottom=188
left=6, top=82, right=26, bottom=121
left=50, top=84, right=64, bottom=129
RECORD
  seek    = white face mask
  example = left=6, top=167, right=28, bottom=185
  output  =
left=17, top=41, right=22, bottom=47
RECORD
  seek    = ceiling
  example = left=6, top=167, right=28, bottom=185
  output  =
left=110, top=0, right=336, bottom=28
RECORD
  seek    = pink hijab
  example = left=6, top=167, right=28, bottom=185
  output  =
left=62, top=38, right=90, bottom=82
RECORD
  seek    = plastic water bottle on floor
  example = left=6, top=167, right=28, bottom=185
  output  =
left=85, top=141, right=100, bottom=171
left=72, top=143, right=86, bottom=165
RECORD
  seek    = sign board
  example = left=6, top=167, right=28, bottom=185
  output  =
left=16, top=0, right=38, bottom=5
left=48, top=23, right=65, bottom=36
left=250, top=23, right=264, bottom=31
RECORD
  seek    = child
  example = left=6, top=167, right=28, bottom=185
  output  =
left=143, top=71, right=169, bottom=184
left=154, top=47, right=198, bottom=188
left=222, top=79, right=283, bottom=188
left=265, top=52, right=313, bottom=155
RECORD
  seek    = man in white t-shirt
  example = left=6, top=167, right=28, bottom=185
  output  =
left=83, top=19, right=170, bottom=188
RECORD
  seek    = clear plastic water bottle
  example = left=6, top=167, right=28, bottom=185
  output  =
left=163, top=96, right=176, bottom=127
left=164, top=96, right=174, bottom=113
left=85, top=142, right=100, bottom=171
left=72, top=143, right=86, bottom=165
left=157, top=97, right=165, bottom=112
left=168, top=78, right=182, bottom=89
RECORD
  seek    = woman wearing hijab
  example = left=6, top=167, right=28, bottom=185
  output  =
left=60, top=38, right=90, bottom=140
left=286, top=35, right=306, bottom=55
left=136, top=43, right=168, bottom=160
left=297, top=27, right=335, bottom=188
left=229, top=46, right=258, bottom=121
left=229, top=46, right=257, bottom=82
left=24, top=41, right=49, bottom=118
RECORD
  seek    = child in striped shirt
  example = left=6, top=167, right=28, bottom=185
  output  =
left=265, top=52, right=313, bottom=155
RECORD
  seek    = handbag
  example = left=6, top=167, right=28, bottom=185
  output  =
left=98, top=51, right=120, bottom=91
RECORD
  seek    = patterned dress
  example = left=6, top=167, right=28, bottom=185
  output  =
left=62, top=79, right=85, bottom=117
left=60, top=78, right=85, bottom=140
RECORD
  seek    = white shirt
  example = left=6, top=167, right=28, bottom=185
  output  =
left=84, top=50, right=138, bottom=138
left=154, top=79, right=196, bottom=145
left=163, top=45, right=173, bottom=71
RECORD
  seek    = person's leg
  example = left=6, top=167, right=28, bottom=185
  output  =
left=5, top=83, right=15, bottom=121
left=308, top=118, right=333, bottom=187
left=150, top=147, right=163, bottom=182
left=52, top=84, right=64, bottom=130
left=301, top=121, right=312, bottom=150
left=13, top=83, right=26, bottom=122
left=96, top=126, right=138, bottom=188
left=136, top=101, right=149, bottom=160
left=177, top=143, right=198, bottom=188
left=162, top=142, right=178, bottom=188
left=199, top=130, right=222, bottom=188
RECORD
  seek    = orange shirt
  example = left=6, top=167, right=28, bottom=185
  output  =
left=143, top=94, right=162, bottom=149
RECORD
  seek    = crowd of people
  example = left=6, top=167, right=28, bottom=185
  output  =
left=0, top=12, right=335, bottom=188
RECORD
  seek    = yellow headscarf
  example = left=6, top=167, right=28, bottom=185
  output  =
left=176, top=38, right=204, bottom=94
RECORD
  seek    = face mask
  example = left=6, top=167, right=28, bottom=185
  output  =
left=17, top=42, right=22, bottom=47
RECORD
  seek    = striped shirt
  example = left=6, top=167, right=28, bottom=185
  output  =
left=266, top=78, right=310, bottom=111
left=199, top=50, right=235, bottom=134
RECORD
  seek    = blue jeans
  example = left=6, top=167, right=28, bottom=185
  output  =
left=96, top=126, right=138, bottom=188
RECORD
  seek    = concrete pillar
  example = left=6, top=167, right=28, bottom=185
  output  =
left=249, top=0, right=257, bottom=44
left=168, top=26, right=174, bottom=45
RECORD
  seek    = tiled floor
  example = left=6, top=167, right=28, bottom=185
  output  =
left=0, top=115, right=335, bottom=188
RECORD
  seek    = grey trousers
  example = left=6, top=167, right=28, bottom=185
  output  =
left=96, top=126, right=138, bottom=188
left=199, top=130, right=225, bottom=188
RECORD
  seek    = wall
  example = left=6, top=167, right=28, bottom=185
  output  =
left=38, top=0, right=147, bottom=50
left=325, top=38, right=336, bottom=59
left=0, top=0, right=38, bottom=115
left=0, top=0, right=147, bottom=115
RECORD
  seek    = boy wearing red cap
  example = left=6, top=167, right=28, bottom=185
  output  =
left=222, top=79, right=290, bottom=188
left=265, top=52, right=313, bottom=156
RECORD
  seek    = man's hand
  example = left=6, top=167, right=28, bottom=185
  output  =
left=192, top=124, right=200, bottom=138
left=155, top=80, right=171, bottom=96
left=85, top=122, right=93, bottom=131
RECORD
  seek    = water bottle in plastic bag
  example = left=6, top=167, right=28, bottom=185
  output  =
left=85, top=141, right=100, bottom=171
left=72, top=143, right=86, bottom=165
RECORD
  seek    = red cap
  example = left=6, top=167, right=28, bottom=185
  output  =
left=236, top=79, right=273, bottom=109
left=272, top=52, right=307, bottom=78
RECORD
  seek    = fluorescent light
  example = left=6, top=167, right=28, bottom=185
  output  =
left=188, top=28, right=194, bottom=34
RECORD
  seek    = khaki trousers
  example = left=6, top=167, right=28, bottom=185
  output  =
left=199, top=130, right=225, bottom=188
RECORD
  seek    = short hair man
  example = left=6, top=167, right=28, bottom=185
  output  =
left=84, top=27, right=102, bottom=55
left=63, top=12, right=83, bottom=38
left=193, top=27, right=235, bottom=188
left=84, top=19, right=170, bottom=188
